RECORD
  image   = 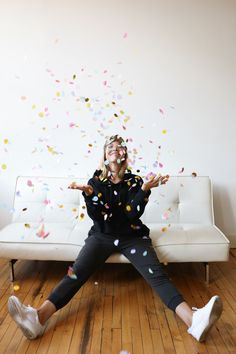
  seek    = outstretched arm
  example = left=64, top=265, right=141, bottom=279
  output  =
left=68, top=181, right=105, bottom=221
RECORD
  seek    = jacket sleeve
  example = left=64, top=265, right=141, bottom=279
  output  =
left=82, top=178, right=106, bottom=222
left=123, top=176, right=151, bottom=220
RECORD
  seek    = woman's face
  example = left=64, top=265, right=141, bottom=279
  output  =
left=105, top=140, right=126, bottom=163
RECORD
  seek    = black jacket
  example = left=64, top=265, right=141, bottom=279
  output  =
left=82, top=170, right=151, bottom=237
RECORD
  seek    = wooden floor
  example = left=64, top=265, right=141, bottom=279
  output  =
left=0, top=251, right=236, bottom=354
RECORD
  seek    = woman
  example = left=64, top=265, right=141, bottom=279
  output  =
left=8, top=134, right=222, bottom=342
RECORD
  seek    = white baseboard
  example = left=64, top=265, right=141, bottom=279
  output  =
left=228, top=235, right=236, bottom=248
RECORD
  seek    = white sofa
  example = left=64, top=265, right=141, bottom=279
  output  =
left=0, top=175, right=230, bottom=283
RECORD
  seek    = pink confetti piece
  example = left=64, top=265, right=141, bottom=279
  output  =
left=123, top=32, right=128, bottom=39
left=159, top=108, right=164, bottom=114
left=36, top=224, right=50, bottom=238
left=178, top=167, right=184, bottom=174
left=43, top=199, right=51, bottom=205
left=27, top=180, right=34, bottom=187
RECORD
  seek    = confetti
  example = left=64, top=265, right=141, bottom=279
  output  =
left=3, top=138, right=9, bottom=144
left=126, top=205, right=132, bottom=212
left=80, top=213, right=85, bottom=220
left=92, top=196, right=99, bottom=202
left=162, top=129, right=167, bottom=134
left=27, top=180, right=34, bottom=187
left=148, top=268, right=154, bottom=274
left=161, top=227, right=167, bottom=232
left=143, top=250, right=147, bottom=256
left=13, top=284, right=20, bottom=291
left=178, top=167, right=184, bottom=174
left=161, top=212, right=169, bottom=220
left=67, top=266, right=77, bottom=279
left=36, top=223, right=50, bottom=238
left=1, top=164, right=7, bottom=170
left=130, top=249, right=136, bottom=254
left=191, top=172, right=197, bottom=177
left=146, top=172, right=156, bottom=181
left=24, top=223, right=31, bottom=228
left=114, top=239, right=119, bottom=246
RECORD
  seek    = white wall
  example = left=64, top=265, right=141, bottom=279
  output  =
left=0, top=0, right=236, bottom=245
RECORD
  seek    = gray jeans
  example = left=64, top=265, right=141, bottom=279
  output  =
left=47, top=232, right=184, bottom=311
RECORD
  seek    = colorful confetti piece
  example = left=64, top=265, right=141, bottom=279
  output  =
left=67, top=266, right=77, bottom=279
left=114, top=239, right=119, bottom=246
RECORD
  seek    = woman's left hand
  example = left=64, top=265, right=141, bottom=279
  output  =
left=142, top=174, right=169, bottom=192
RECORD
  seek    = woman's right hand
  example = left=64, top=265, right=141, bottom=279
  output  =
left=68, top=182, right=94, bottom=196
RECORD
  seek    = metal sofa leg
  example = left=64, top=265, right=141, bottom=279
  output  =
left=9, top=259, right=17, bottom=282
left=204, top=262, right=209, bottom=285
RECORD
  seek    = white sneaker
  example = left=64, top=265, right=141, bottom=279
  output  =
left=187, top=295, right=223, bottom=342
left=8, top=296, right=45, bottom=339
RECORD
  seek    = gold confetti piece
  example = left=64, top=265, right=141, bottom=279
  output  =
left=3, top=139, right=9, bottom=144
left=1, top=164, right=7, bottom=170
left=162, top=129, right=167, bottom=134
left=161, top=227, right=167, bottom=232
left=85, top=97, right=89, bottom=102
left=191, top=172, right=197, bottom=177
left=32, top=104, right=36, bottom=109
left=56, top=91, right=61, bottom=97
left=38, top=112, right=44, bottom=118
left=58, top=204, right=64, bottom=208
left=13, top=284, right=20, bottom=291
left=24, top=223, right=30, bottom=228
left=80, top=213, right=85, bottom=220
left=73, top=74, right=76, bottom=79
left=72, top=208, right=77, bottom=212
left=126, top=205, right=132, bottom=212
left=124, top=116, right=130, bottom=123
left=98, top=192, right=102, bottom=198
left=22, top=208, right=27, bottom=211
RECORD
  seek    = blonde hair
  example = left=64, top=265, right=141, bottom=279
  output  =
left=99, top=135, right=128, bottom=180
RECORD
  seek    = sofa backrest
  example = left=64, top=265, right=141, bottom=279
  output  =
left=12, top=176, right=89, bottom=225
left=141, top=176, right=214, bottom=225
left=12, top=175, right=214, bottom=226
